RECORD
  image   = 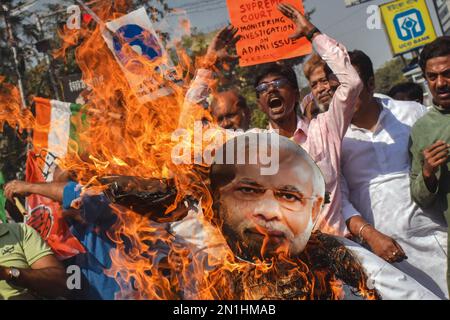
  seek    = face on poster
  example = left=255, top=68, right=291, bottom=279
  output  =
left=210, top=133, right=325, bottom=259
left=226, top=0, right=312, bottom=66
left=102, top=7, right=182, bottom=103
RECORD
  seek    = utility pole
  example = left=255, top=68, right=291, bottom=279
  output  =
left=0, top=1, right=37, bottom=108
left=1, top=4, right=27, bottom=109
left=35, top=14, right=61, bottom=100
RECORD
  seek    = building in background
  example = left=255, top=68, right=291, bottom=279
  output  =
left=435, top=0, right=450, bottom=35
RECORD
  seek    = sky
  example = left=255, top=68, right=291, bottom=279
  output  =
left=166, top=0, right=444, bottom=69
left=32, top=0, right=445, bottom=69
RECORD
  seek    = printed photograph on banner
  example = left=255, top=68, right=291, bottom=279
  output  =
left=102, top=7, right=182, bottom=103
left=226, top=0, right=312, bottom=66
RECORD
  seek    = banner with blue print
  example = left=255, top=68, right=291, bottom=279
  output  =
left=102, top=7, right=182, bottom=103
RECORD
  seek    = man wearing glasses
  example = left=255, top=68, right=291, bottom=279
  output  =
left=181, top=3, right=362, bottom=237
left=252, top=3, right=362, bottom=236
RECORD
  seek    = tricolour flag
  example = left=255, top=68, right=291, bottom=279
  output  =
left=26, top=97, right=86, bottom=259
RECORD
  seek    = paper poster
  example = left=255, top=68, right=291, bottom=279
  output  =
left=102, top=7, right=182, bottom=102
left=226, top=0, right=312, bottom=66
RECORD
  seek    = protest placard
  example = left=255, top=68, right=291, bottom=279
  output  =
left=226, top=0, right=312, bottom=66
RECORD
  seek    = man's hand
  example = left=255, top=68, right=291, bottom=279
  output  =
left=423, top=140, right=449, bottom=176
left=204, top=25, right=240, bottom=66
left=277, top=3, right=317, bottom=40
left=422, top=140, right=450, bottom=192
left=3, top=180, right=31, bottom=201
left=363, top=227, right=407, bottom=263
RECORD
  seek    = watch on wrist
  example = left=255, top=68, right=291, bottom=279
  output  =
left=306, top=27, right=321, bottom=42
left=7, top=267, right=20, bottom=281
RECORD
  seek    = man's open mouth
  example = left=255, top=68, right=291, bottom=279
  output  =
left=268, top=96, right=283, bottom=108
left=268, top=96, right=284, bottom=114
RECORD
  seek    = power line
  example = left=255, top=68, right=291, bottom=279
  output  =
left=322, top=5, right=367, bottom=31
left=188, top=5, right=227, bottom=15
left=179, top=0, right=223, bottom=10
left=329, top=21, right=372, bottom=41
left=184, top=4, right=226, bottom=14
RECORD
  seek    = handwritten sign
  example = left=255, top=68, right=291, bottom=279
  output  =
left=226, top=0, right=312, bottom=67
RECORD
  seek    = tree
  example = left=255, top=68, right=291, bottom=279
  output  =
left=0, top=0, right=40, bottom=181
left=375, top=58, right=407, bottom=94
left=1, top=0, right=173, bottom=182
left=0, top=1, right=39, bottom=82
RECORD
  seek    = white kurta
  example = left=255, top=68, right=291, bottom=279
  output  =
left=172, top=205, right=441, bottom=299
left=341, top=94, right=448, bottom=299
left=339, top=237, right=440, bottom=300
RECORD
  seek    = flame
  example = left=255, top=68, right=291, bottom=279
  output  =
left=0, top=76, right=34, bottom=133
left=0, top=0, right=380, bottom=300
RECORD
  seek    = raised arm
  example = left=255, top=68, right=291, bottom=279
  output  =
left=313, top=34, right=362, bottom=139
left=179, top=25, right=240, bottom=129
left=278, top=3, right=362, bottom=139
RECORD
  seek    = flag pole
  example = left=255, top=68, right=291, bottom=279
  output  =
left=13, top=197, right=27, bottom=216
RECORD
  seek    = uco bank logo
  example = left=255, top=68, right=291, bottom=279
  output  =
left=393, top=9, right=425, bottom=41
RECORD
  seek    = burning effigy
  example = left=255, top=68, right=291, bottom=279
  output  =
left=0, top=0, right=380, bottom=300
left=6, top=0, right=447, bottom=301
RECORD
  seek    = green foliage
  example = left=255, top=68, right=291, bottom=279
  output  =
left=0, top=1, right=39, bottom=83
left=251, top=109, right=269, bottom=129
left=1, top=0, right=41, bottom=181
left=375, top=58, right=407, bottom=94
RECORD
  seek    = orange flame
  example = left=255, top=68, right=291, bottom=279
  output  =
left=0, top=76, right=34, bottom=133
left=68, top=0, right=376, bottom=299
left=0, top=0, right=380, bottom=300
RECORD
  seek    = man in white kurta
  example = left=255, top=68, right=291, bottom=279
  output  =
left=341, top=93, right=448, bottom=299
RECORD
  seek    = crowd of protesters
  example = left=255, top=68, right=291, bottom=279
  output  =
left=0, top=3, right=449, bottom=300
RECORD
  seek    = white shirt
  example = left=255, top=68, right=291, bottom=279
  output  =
left=341, top=94, right=448, bottom=299
left=338, top=237, right=439, bottom=300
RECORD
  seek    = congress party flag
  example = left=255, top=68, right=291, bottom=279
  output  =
left=26, top=97, right=86, bottom=259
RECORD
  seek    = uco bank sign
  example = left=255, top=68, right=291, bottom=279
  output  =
left=380, top=0, right=437, bottom=56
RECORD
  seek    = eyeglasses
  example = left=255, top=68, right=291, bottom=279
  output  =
left=255, top=78, right=290, bottom=94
